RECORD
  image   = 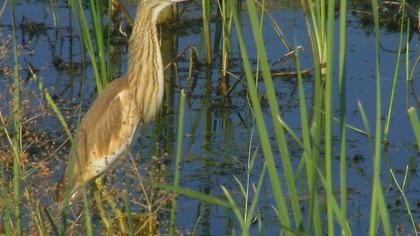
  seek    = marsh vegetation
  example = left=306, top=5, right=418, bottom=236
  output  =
left=1, top=0, right=420, bottom=235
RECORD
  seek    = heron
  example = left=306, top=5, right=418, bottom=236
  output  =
left=56, top=0, right=187, bottom=204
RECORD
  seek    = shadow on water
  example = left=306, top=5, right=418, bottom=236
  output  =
left=1, top=0, right=420, bottom=235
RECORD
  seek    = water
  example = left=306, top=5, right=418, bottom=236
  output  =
left=1, top=0, right=420, bottom=235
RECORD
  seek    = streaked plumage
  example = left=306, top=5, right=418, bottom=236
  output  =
left=56, top=0, right=186, bottom=204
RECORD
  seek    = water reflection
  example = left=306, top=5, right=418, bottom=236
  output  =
left=1, top=0, right=420, bottom=234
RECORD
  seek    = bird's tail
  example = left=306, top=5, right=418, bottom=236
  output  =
left=55, top=169, right=71, bottom=210
left=55, top=181, right=65, bottom=204
left=56, top=130, right=88, bottom=209
left=55, top=155, right=79, bottom=209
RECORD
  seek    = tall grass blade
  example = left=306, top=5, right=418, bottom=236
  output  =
left=389, top=167, right=418, bottom=234
left=169, top=90, right=186, bottom=235
left=95, top=178, right=127, bottom=234
left=94, top=190, right=113, bottom=233
left=357, top=101, right=372, bottom=141
left=245, top=0, right=302, bottom=228
left=106, top=0, right=113, bottom=81
left=42, top=206, right=59, bottom=235
left=408, top=107, right=420, bottom=151
left=220, top=186, right=244, bottom=228
left=82, top=186, right=93, bottom=236
left=88, top=0, right=108, bottom=85
left=123, top=190, right=134, bottom=236
left=69, top=0, right=106, bottom=91
left=8, top=0, right=22, bottom=234
left=232, top=1, right=291, bottom=232
left=201, top=0, right=212, bottom=64
left=144, top=178, right=233, bottom=208
left=243, top=122, right=257, bottom=225
left=405, top=19, right=410, bottom=107
left=0, top=164, right=12, bottom=235
left=308, top=160, right=352, bottom=235
left=368, top=0, right=391, bottom=234
left=300, top=1, right=324, bottom=233
left=384, top=4, right=405, bottom=141
left=324, top=0, right=336, bottom=233
left=242, top=163, right=267, bottom=235
left=27, top=61, right=73, bottom=140
left=221, top=0, right=233, bottom=78
left=50, top=0, right=61, bottom=28
left=293, top=49, right=323, bottom=234
left=338, top=0, right=348, bottom=223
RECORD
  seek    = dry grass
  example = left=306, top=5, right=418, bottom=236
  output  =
left=0, top=32, right=175, bottom=234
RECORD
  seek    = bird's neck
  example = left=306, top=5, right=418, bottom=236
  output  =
left=127, top=6, right=161, bottom=77
left=126, top=4, right=165, bottom=122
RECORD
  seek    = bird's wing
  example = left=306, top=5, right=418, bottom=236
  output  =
left=58, top=76, right=134, bottom=201
left=78, top=76, right=134, bottom=173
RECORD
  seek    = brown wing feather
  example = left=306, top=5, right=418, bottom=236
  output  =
left=56, top=76, right=135, bottom=202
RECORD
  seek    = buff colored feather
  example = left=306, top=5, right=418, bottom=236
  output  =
left=56, top=0, right=187, bottom=204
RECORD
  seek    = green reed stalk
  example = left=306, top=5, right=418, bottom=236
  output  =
left=50, top=0, right=61, bottom=28
left=29, top=53, right=82, bottom=235
left=201, top=0, right=212, bottom=64
left=407, top=16, right=418, bottom=83
left=408, top=107, right=420, bottom=151
left=357, top=102, right=372, bottom=142
left=69, top=0, right=106, bottom=91
left=241, top=163, right=266, bottom=235
left=324, top=0, right=335, bottom=234
left=243, top=124, right=256, bottom=224
left=51, top=85, right=84, bottom=233
left=389, top=166, right=418, bottom=234
left=336, top=0, right=349, bottom=231
left=368, top=0, right=391, bottom=234
left=42, top=204, right=58, bottom=235
left=305, top=0, right=327, bottom=75
left=227, top=124, right=266, bottom=235
left=123, top=190, right=134, bottom=236
left=221, top=0, right=233, bottom=77
left=317, top=0, right=326, bottom=52
left=94, top=190, right=113, bottom=233
left=106, top=0, right=113, bottom=81
left=302, top=0, right=355, bottom=233
left=309, top=156, right=352, bottom=235
left=232, top=1, right=291, bottom=233
left=34, top=76, right=73, bottom=139
left=293, top=50, right=321, bottom=235
left=2, top=108, right=45, bottom=235
left=245, top=0, right=303, bottom=229
left=0, top=164, right=12, bottom=235
left=169, top=90, right=186, bottom=235
left=299, top=1, right=324, bottom=232
left=82, top=186, right=93, bottom=236
left=8, top=0, right=22, bottom=234
left=308, top=21, right=324, bottom=236
left=95, top=178, right=127, bottom=234
left=88, top=0, right=108, bottom=85
left=405, top=19, right=410, bottom=108
left=145, top=178, right=233, bottom=207
left=384, top=4, right=405, bottom=142
left=254, top=0, right=264, bottom=89
left=59, top=147, right=78, bottom=234
left=221, top=187, right=244, bottom=229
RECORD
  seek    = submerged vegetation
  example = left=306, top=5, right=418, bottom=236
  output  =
left=1, top=0, right=420, bottom=235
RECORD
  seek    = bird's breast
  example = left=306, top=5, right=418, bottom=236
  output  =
left=85, top=134, right=133, bottom=181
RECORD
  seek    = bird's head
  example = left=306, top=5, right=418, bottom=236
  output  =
left=139, top=0, right=188, bottom=22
